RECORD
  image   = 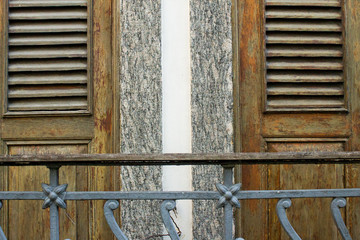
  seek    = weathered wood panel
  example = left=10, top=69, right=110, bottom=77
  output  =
left=236, top=0, right=268, bottom=238
left=235, top=0, right=352, bottom=239
left=346, top=0, right=360, bottom=237
left=89, top=0, right=120, bottom=239
left=120, top=0, right=163, bottom=239
left=268, top=141, right=344, bottom=240
left=7, top=144, right=88, bottom=240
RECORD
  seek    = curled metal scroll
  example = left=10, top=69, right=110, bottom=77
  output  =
left=104, top=200, right=128, bottom=240
left=0, top=201, right=7, bottom=240
left=276, top=198, right=301, bottom=240
left=161, top=200, right=180, bottom=240
left=331, top=198, right=352, bottom=240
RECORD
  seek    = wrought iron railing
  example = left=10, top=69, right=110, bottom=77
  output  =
left=1, top=152, right=360, bottom=240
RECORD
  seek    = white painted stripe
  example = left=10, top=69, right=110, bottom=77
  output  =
left=161, top=0, right=193, bottom=239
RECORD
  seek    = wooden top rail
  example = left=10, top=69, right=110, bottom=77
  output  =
left=1, top=152, right=360, bottom=166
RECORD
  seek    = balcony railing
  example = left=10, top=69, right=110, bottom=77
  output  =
left=1, top=152, right=360, bottom=240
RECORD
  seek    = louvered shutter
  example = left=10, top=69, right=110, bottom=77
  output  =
left=6, top=0, right=90, bottom=115
left=265, top=0, right=344, bottom=111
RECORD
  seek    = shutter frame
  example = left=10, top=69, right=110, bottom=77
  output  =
left=264, top=0, right=346, bottom=112
left=3, top=0, right=93, bottom=116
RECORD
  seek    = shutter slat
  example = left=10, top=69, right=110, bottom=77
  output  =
left=266, top=0, right=341, bottom=7
left=266, top=8, right=341, bottom=19
left=9, top=0, right=87, bottom=7
left=267, top=84, right=343, bottom=96
left=8, top=98, right=88, bottom=111
left=9, top=21, right=87, bottom=33
left=266, top=32, right=342, bottom=44
left=8, top=59, right=87, bottom=72
left=265, top=3, right=344, bottom=111
left=9, top=86, right=87, bottom=98
left=6, top=2, right=90, bottom=113
left=8, top=72, right=87, bottom=85
left=9, top=33, right=87, bottom=46
left=267, top=98, right=344, bottom=108
left=9, top=46, right=87, bottom=59
left=267, top=71, right=343, bottom=83
left=266, top=20, right=342, bottom=32
left=267, top=58, right=343, bottom=70
left=267, top=45, right=342, bottom=57
left=9, top=8, right=87, bottom=20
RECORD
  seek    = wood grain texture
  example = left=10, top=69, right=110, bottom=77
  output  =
left=190, top=0, right=233, bottom=239
left=89, top=0, right=120, bottom=239
left=237, top=0, right=268, bottom=239
left=7, top=144, right=88, bottom=240
left=268, top=141, right=344, bottom=240
left=119, top=1, right=163, bottom=239
left=346, top=0, right=360, bottom=237
left=263, top=113, right=350, bottom=138
left=0, top=0, right=8, bottom=235
left=2, top=117, right=94, bottom=140
left=2, top=152, right=360, bottom=166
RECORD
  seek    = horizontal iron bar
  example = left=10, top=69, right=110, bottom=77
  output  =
left=1, top=189, right=360, bottom=200
left=1, top=152, right=360, bottom=166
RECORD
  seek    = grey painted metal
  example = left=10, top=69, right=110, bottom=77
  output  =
left=2, top=188, right=360, bottom=201
left=0, top=201, right=7, bottom=240
left=331, top=198, right=352, bottom=240
left=223, top=166, right=234, bottom=240
left=216, top=183, right=241, bottom=208
left=276, top=199, right=301, bottom=240
left=48, top=167, right=60, bottom=240
left=160, top=200, right=180, bottom=240
left=42, top=183, right=68, bottom=209
left=0, top=157, right=360, bottom=239
left=104, top=200, right=128, bottom=240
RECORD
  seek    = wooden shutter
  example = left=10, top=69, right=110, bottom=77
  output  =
left=5, top=0, right=91, bottom=115
left=236, top=0, right=360, bottom=239
left=265, top=0, right=345, bottom=111
left=0, top=0, right=121, bottom=239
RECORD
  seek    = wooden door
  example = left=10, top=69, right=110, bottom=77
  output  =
left=0, top=0, right=121, bottom=239
left=235, top=0, right=360, bottom=239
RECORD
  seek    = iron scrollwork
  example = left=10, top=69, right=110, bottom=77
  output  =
left=276, top=198, right=301, bottom=240
left=0, top=201, right=7, bottom=240
left=104, top=200, right=129, bottom=240
left=161, top=200, right=180, bottom=240
left=331, top=198, right=352, bottom=240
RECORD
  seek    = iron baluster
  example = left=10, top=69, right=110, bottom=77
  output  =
left=331, top=198, right=352, bottom=240
left=48, top=166, right=60, bottom=240
left=0, top=201, right=7, bottom=240
left=104, top=200, right=128, bottom=240
left=276, top=198, right=301, bottom=240
left=160, top=200, right=180, bottom=240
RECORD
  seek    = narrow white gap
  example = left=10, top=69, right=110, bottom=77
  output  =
left=161, top=0, right=192, bottom=239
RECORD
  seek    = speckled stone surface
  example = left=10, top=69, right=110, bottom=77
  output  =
left=119, top=1, right=162, bottom=239
left=190, top=0, right=234, bottom=239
